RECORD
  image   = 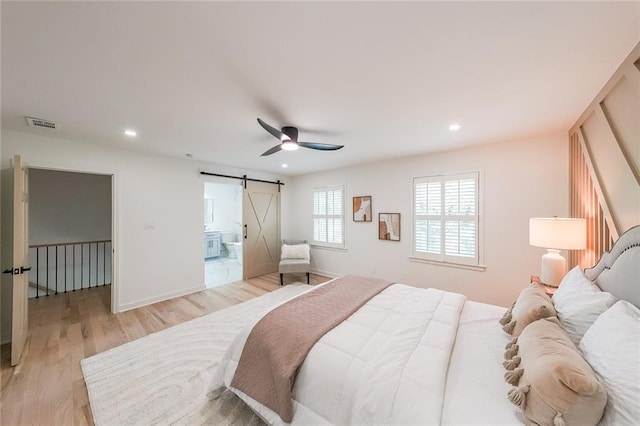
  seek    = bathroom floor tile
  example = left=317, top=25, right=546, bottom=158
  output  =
left=205, top=257, right=242, bottom=288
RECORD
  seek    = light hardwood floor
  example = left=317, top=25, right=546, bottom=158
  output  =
left=0, top=272, right=330, bottom=425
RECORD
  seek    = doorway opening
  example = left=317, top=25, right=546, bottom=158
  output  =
left=28, top=168, right=113, bottom=308
left=203, top=181, right=243, bottom=288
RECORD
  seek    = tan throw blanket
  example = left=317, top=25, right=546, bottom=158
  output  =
left=230, top=275, right=394, bottom=422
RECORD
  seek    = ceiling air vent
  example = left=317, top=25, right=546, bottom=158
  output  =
left=25, top=116, right=59, bottom=131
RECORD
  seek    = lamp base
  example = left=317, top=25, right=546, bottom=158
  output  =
left=541, top=249, right=566, bottom=287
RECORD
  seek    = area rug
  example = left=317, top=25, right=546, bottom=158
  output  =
left=81, top=284, right=310, bottom=426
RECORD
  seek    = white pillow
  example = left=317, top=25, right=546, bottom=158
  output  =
left=579, top=300, right=640, bottom=426
left=551, top=266, right=617, bottom=345
left=556, top=290, right=617, bottom=346
left=281, top=243, right=310, bottom=260
left=552, top=266, right=600, bottom=310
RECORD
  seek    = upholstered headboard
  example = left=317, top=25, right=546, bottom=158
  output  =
left=584, top=225, right=640, bottom=309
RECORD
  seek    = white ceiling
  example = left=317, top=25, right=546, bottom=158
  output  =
left=2, top=1, right=639, bottom=176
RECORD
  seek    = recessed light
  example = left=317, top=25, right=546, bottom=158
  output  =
left=282, top=163, right=288, bottom=168
left=124, top=129, right=137, bottom=137
left=449, top=123, right=461, bottom=132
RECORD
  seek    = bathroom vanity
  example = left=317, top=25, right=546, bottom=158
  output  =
left=204, top=231, right=221, bottom=258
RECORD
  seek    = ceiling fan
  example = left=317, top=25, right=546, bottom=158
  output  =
left=257, top=118, right=344, bottom=156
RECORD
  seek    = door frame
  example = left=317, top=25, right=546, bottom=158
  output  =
left=25, top=164, right=118, bottom=313
left=202, top=177, right=244, bottom=281
left=200, top=173, right=283, bottom=281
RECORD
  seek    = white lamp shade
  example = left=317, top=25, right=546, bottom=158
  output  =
left=529, top=218, right=586, bottom=250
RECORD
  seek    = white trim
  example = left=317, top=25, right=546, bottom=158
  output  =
left=412, top=171, right=481, bottom=265
left=110, top=173, right=119, bottom=313
left=117, top=284, right=205, bottom=313
left=23, top=161, right=119, bottom=315
left=477, top=168, right=485, bottom=267
left=409, top=256, right=487, bottom=271
left=312, top=184, right=346, bottom=249
left=310, top=245, right=348, bottom=252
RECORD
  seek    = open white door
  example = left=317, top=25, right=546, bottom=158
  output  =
left=2, top=155, right=30, bottom=366
left=243, top=180, right=280, bottom=279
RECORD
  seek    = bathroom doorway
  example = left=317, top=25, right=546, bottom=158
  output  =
left=203, top=181, right=243, bottom=287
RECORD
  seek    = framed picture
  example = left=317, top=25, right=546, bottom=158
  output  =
left=378, top=213, right=400, bottom=241
left=353, top=196, right=372, bottom=222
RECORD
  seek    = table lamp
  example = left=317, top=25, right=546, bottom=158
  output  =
left=529, top=217, right=586, bottom=287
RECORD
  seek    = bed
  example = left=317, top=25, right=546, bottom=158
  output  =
left=209, top=225, right=640, bottom=425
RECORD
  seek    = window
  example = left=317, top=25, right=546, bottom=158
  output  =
left=313, top=185, right=345, bottom=248
left=413, top=172, right=480, bottom=266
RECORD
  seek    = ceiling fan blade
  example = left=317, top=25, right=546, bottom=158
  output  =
left=261, top=144, right=284, bottom=156
left=298, top=141, right=344, bottom=151
left=257, top=118, right=284, bottom=140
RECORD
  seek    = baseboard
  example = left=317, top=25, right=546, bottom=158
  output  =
left=311, top=268, right=340, bottom=279
left=117, top=284, right=206, bottom=313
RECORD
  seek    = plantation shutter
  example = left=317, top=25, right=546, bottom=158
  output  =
left=414, top=173, right=479, bottom=265
left=313, top=186, right=345, bottom=248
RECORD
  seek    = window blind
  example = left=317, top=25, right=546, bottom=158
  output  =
left=414, top=173, right=479, bottom=265
left=313, top=186, right=345, bottom=248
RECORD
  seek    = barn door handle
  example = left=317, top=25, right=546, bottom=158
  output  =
left=244, top=224, right=248, bottom=239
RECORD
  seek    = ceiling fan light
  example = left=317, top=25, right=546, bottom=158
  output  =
left=281, top=140, right=299, bottom=151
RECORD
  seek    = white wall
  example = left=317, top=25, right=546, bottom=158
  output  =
left=1, top=130, right=284, bottom=342
left=29, top=169, right=112, bottom=245
left=284, top=133, right=569, bottom=307
left=0, top=127, right=568, bottom=342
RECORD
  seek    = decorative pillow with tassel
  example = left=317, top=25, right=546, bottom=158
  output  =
left=500, top=283, right=557, bottom=337
left=504, top=317, right=607, bottom=426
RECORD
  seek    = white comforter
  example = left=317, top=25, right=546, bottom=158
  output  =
left=211, top=283, right=467, bottom=425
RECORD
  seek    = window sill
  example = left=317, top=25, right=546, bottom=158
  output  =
left=409, top=256, right=486, bottom=272
left=311, top=245, right=348, bottom=252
